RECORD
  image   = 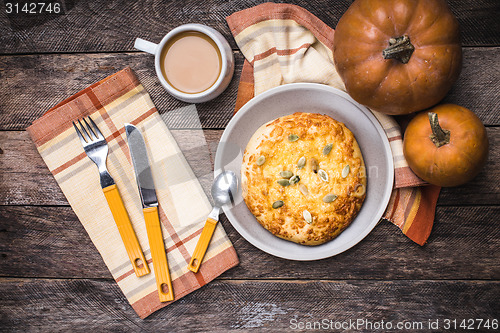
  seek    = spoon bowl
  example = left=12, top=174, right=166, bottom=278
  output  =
left=211, top=170, right=238, bottom=207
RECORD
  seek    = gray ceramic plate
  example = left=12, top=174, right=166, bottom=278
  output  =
left=214, top=83, right=394, bottom=260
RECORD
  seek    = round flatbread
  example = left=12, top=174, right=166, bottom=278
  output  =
left=241, top=112, right=366, bottom=246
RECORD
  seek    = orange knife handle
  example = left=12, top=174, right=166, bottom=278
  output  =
left=103, top=185, right=150, bottom=277
left=143, top=206, right=174, bottom=302
left=188, top=218, right=218, bottom=273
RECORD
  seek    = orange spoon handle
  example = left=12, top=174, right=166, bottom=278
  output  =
left=188, top=218, right=218, bottom=273
left=103, top=184, right=150, bottom=277
left=143, top=206, right=174, bottom=302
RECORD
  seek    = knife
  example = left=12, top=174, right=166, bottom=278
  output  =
left=125, top=123, right=174, bottom=302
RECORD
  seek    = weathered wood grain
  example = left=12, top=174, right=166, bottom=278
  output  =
left=439, top=127, right=500, bottom=205
left=1, top=48, right=499, bottom=130
left=0, top=52, right=243, bottom=130
left=0, top=130, right=220, bottom=205
left=1, top=277, right=498, bottom=332
left=1, top=205, right=498, bottom=280
left=0, top=130, right=62, bottom=206
left=1, top=128, right=498, bottom=206
left=443, top=47, right=500, bottom=121
left=0, top=0, right=498, bottom=56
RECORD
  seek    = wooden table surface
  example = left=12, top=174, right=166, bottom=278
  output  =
left=1, top=0, right=499, bottom=331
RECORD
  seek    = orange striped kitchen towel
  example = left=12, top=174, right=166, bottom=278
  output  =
left=227, top=3, right=441, bottom=245
left=26, top=67, right=238, bottom=318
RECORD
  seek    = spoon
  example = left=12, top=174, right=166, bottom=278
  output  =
left=188, top=170, right=238, bottom=273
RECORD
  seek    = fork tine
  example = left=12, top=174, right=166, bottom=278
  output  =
left=88, top=117, right=104, bottom=140
left=78, top=119, right=92, bottom=142
left=82, top=117, right=97, bottom=140
left=73, top=121, right=87, bottom=144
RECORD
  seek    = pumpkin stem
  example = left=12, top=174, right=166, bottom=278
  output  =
left=428, top=112, right=450, bottom=148
left=382, top=35, right=415, bottom=64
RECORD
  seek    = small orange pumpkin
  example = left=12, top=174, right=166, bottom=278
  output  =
left=403, top=104, right=488, bottom=187
left=333, top=0, right=462, bottom=115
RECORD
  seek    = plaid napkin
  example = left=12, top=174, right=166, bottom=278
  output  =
left=26, top=67, right=238, bottom=318
left=227, top=3, right=441, bottom=245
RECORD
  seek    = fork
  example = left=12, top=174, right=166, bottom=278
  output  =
left=73, top=117, right=150, bottom=277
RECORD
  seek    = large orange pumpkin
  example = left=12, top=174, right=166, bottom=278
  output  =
left=333, top=0, right=462, bottom=115
left=403, top=104, right=488, bottom=187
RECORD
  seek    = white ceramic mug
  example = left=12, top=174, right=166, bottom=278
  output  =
left=135, top=24, right=234, bottom=103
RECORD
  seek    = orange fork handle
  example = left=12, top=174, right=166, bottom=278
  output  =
left=188, top=218, right=218, bottom=273
left=143, top=206, right=174, bottom=302
left=103, top=184, right=150, bottom=277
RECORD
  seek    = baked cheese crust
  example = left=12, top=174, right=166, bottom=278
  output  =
left=241, top=112, right=366, bottom=246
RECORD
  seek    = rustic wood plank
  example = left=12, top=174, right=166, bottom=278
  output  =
left=0, top=277, right=498, bottom=332
left=0, top=52, right=243, bottom=131
left=0, top=130, right=62, bottom=206
left=1, top=128, right=498, bottom=206
left=443, top=47, right=500, bottom=123
left=438, top=126, right=500, bottom=205
left=1, top=205, right=498, bottom=280
left=1, top=47, right=498, bottom=130
left=0, top=0, right=498, bottom=55
left=0, top=129, right=221, bottom=205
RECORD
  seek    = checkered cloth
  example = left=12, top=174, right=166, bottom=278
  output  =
left=227, top=3, right=441, bottom=245
left=27, top=67, right=238, bottom=318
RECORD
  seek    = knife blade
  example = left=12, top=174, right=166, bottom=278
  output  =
left=125, top=123, right=174, bottom=302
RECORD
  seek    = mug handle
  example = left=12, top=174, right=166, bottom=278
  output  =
left=134, top=38, right=158, bottom=55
